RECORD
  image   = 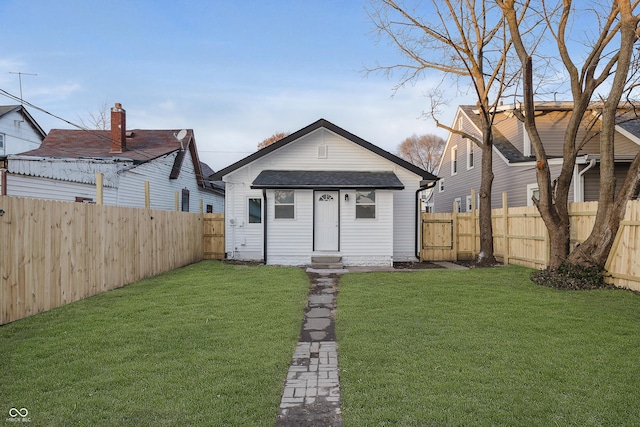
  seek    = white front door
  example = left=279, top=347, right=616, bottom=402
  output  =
left=314, top=191, right=339, bottom=251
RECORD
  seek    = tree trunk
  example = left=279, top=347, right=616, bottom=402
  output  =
left=565, top=1, right=639, bottom=269
left=477, top=120, right=497, bottom=265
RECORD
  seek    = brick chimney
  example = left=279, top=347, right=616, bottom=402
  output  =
left=110, top=103, right=126, bottom=153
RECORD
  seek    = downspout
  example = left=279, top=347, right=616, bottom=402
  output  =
left=576, top=158, right=597, bottom=202
left=415, top=180, right=438, bottom=259
left=262, top=189, right=267, bottom=265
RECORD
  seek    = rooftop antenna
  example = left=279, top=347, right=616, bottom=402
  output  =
left=9, top=71, right=37, bottom=105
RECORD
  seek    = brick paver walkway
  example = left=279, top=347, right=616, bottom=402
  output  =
left=275, top=270, right=344, bottom=427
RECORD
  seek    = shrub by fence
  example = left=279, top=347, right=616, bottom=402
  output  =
left=0, top=196, right=206, bottom=325
left=422, top=194, right=640, bottom=291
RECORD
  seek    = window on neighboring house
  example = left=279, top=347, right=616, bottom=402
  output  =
left=0, top=133, right=4, bottom=154
left=466, top=195, right=473, bottom=212
left=467, top=139, right=474, bottom=169
left=454, top=197, right=462, bottom=213
left=356, top=190, right=376, bottom=219
left=248, top=198, right=262, bottom=223
left=206, top=204, right=213, bottom=214
left=439, top=179, right=445, bottom=193
left=274, top=190, right=295, bottom=219
left=181, top=188, right=190, bottom=212
left=457, top=116, right=463, bottom=131
left=451, top=146, right=458, bottom=175
left=527, top=183, right=539, bottom=206
left=75, top=197, right=94, bottom=204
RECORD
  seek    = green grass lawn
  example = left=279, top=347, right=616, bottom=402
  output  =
left=337, top=265, right=640, bottom=427
left=1, top=261, right=309, bottom=427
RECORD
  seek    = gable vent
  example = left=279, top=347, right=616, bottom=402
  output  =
left=318, top=145, right=328, bottom=159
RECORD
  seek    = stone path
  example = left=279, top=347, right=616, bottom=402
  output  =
left=275, top=270, right=345, bottom=427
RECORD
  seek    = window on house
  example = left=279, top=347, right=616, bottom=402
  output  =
left=248, top=198, right=262, bottom=223
left=439, top=179, right=445, bottom=193
left=451, top=146, right=458, bottom=175
left=527, top=183, right=539, bottom=206
left=0, top=133, right=4, bottom=150
left=181, top=188, right=190, bottom=212
left=467, top=139, right=474, bottom=169
left=274, top=190, right=295, bottom=219
left=466, top=195, right=473, bottom=212
left=356, top=190, right=376, bottom=219
left=454, top=197, right=462, bottom=213
left=206, top=204, right=213, bottom=213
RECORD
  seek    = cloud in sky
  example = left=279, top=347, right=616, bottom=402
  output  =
left=0, top=0, right=471, bottom=171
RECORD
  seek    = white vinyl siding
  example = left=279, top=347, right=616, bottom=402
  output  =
left=223, top=127, right=422, bottom=264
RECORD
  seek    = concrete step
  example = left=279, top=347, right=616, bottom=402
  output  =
left=311, top=256, right=343, bottom=270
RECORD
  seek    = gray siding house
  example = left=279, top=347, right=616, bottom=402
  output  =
left=431, top=103, right=640, bottom=212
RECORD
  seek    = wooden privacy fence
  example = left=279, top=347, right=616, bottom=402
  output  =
left=422, top=194, right=640, bottom=291
left=0, top=196, right=208, bottom=325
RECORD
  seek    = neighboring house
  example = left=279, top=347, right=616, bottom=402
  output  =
left=431, top=103, right=640, bottom=212
left=210, top=118, right=438, bottom=266
left=0, top=105, right=46, bottom=157
left=3, top=103, right=224, bottom=212
left=0, top=105, right=47, bottom=194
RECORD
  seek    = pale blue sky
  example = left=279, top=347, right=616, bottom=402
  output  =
left=0, top=0, right=464, bottom=170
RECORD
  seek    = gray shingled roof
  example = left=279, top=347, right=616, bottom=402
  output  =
left=251, top=170, right=405, bottom=189
left=459, top=105, right=534, bottom=163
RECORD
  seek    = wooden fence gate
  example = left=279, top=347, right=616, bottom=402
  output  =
left=421, top=213, right=457, bottom=261
left=203, top=213, right=225, bottom=259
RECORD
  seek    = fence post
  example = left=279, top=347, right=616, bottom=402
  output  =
left=144, top=181, right=150, bottom=209
left=502, top=192, right=509, bottom=265
left=452, top=200, right=458, bottom=261
left=471, top=188, right=477, bottom=258
left=175, top=191, right=179, bottom=211
left=96, top=173, right=103, bottom=205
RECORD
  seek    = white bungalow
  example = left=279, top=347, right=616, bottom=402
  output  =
left=210, top=119, right=438, bottom=266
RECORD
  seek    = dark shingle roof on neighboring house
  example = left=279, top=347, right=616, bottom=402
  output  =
left=20, top=129, right=188, bottom=162
left=251, top=170, right=405, bottom=189
left=460, top=105, right=535, bottom=163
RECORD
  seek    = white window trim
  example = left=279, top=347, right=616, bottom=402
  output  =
left=451, top=145, right=458, bottom=176
left=274, top=190, right=295, bottom=219
left=248, top=197, right=262, bottom=224
left=465, top=195, right=472, bottom=212
left=466, top=139, right=474, bottom=170
left=454, top=197, right=462, bottom=213
left=526, top=183, right=539, bottom=206
left=355, top=190, right=376, bottom=219
left=438, top=179, right=445, bottom=193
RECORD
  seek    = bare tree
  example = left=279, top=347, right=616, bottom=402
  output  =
left=78, top=99, right=111, bottom=130
left=258, top=132, right=290, bottom=150
left=396, top=133, right=445, bottom=173
left=499, top=0, right=640, bottom=271
left=367, top=0, right=531, bottom=265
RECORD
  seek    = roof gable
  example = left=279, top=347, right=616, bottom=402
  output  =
left=210, top=118, right=438, bottom=181
left=0, top=105, right=46, bottom=139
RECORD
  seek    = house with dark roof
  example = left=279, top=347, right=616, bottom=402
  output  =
left=210, top=118, right=438, bottom=266
left=4, top=103, right=224, bottom=212
left=430, top=103, right=640, bottom=213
